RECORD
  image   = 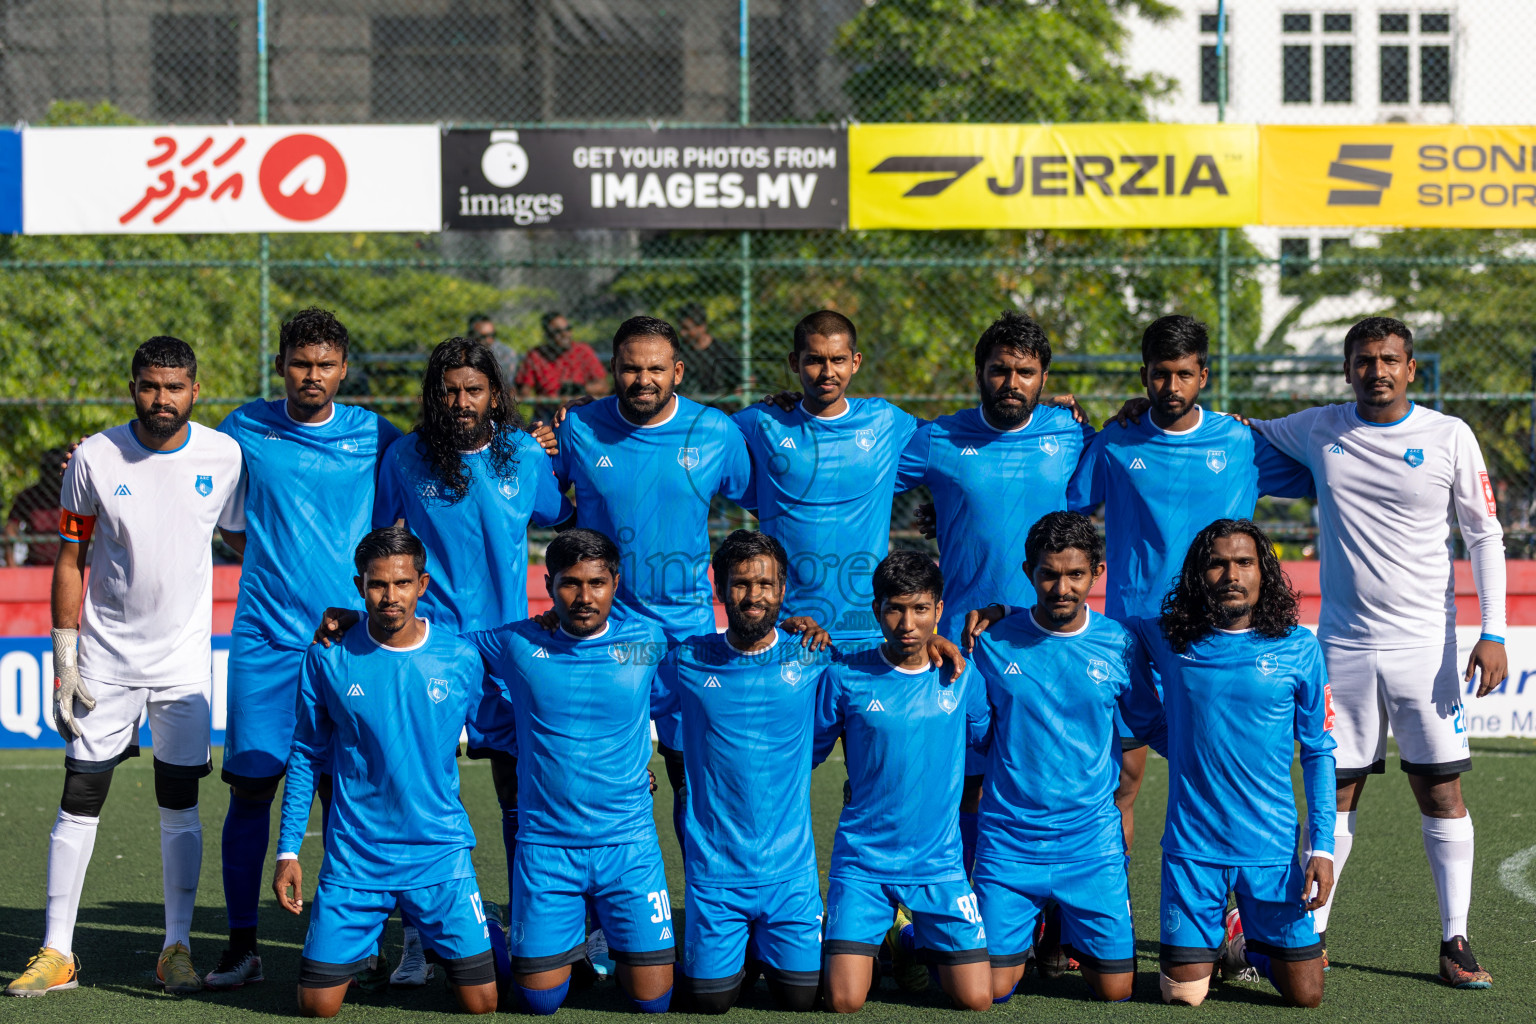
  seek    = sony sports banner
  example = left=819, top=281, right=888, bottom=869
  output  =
left=847, top=123, right=1259, bottom=230
left=20, top=125, right=440, bottom=234
left=1261, top=124, right=1536, bottom=228
left=440, top=127, right=846, bottom=230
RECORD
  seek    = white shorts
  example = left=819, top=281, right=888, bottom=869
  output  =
left=1321, top=641, right=1471, bottom=778
left=65, top=677, right=213, bottom=778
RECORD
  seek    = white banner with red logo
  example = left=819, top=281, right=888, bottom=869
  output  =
left=20, top=125, right=440, bottom=234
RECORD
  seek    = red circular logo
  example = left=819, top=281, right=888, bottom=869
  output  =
left=258, top=134, right=348, bottom=222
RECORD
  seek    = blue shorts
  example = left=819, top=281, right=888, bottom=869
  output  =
left=222, top=630, right=305, bottom=785
left=973, top=854, right=1134, bottom=972
left=1160, top=855, right=1322, bottom=963
left=511, top=840, right=676, bottom=973
left=300, top=874, right=494, bottom=987
left=824, top=875, right=988, bottom=965
left=683, top=870, right=823, bottom=990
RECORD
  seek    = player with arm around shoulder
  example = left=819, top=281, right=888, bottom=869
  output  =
left=1126, top=519, right=1334, bottom=1009
left=966, top=512, right=1167, bottom=1006
left=1247, top=316, right=1503, bottom=987
left=814, top=552, right=992, bottom=1013
left=652, top=530, right=833, bottom=1013
left=462, top=529, right=674, bottom=1016
left=271, top=527, right=499, bottom=1018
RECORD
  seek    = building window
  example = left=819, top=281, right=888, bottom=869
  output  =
left=152, top=14, right=241, bottom=121
left=1280, top=12, right=1354, bottom=106
left=1280, top=236, right=1355, bottom=297
left=1379, top=11, right=1453, bottom=107
left=1199, top=11, right=1230, bottom=105
left=1283, top=45, right=1313, bottom=103
left=1279, top=236, right=1311, bottom=295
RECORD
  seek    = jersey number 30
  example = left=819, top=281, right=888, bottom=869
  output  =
left=647, top=890, right=673, bottom=924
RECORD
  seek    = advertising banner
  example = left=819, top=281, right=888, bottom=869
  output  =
left=441, top=127, right=845, bottom=230
left=1261, top=124, right=1536, bottom=227
left=848, top=123, right=1259, bottom=230
left=21, top=125, right=440, bottom=234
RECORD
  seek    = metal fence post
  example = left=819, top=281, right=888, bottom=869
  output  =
left=737, top=0, right=753, bottom=408
left=257, top=0, right=272, bottom=401
left=1216, top=0, right=1231, bottom=409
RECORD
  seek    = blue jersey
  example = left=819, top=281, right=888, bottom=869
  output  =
left=1066, top=407, right=1312, bottom=620
left=970, top=610, right=1165, bottom=864
left=280, top=620, right=490, bottom=890
left=466, top=616, right=667, bottom=847
left=813, top=649, right=989, bottom=882
left=735, top=399, right=920, bottom=641
left=220, top=400, right=403, bottom=648
left=897, top=405, right=1094, bottom=638
left=652, top=630, right=831, bottom=887
left=1127, top=620, right=1337, bottom=866
left=552, top=395, right=752, bottom=641
left=373, top=429, right=572, bottom=633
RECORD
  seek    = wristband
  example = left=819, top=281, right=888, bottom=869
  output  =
left=1480, top=633, right=1505, bottom=645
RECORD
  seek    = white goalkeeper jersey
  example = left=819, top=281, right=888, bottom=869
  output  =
left=61, top=422, right=245, bottom=687
left=1252, top=402, right=1505, bottom=650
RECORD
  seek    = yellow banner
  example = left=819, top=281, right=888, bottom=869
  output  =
left=848, top=123, right=1259, bottom=230
left=1262, top=125, right=1536, bottom=227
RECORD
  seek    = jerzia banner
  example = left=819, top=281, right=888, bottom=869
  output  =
left=441, top=127, right=846, bottom=230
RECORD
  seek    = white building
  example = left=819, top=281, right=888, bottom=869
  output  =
left=1127, top=2, right=1536, bottom=354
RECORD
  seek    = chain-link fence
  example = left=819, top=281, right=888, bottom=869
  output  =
left=3, top=1, right=1535, bottom=562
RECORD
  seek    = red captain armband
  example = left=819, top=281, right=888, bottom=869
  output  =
left=1323, top=683, right=1336, bottom=732
left=1479, top=471, right=1497, bottom=516
left=58, top=511, right=95, bottom=543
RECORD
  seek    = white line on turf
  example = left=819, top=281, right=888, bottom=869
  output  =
left=1497, top=844, right=1536, bottom=907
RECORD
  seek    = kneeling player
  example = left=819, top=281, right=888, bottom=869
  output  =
left=968, top=512, right=1166, bottom=1004
left=814, top=553, right=992, bottom=1013
left=653, top=530, right=833, bottom=1012
left=466, top=530, right=674, bottom=1014
left=1129, top=519, right=1334, bottom=1008
left=272, top=528, right=498, bottom=1018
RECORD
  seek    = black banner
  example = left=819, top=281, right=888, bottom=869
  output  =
left=441, top=127, right=845, bottom=230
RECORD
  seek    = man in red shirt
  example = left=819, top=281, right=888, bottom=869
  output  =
left=516, top=311, right=609, bottom=423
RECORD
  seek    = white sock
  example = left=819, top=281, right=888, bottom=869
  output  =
left=1422, top=813, right=1474, bottom=941
left=402, top=924, right=422, bottom=955
left=1312, top=810, right=1357, bottom=934
left=44, top=811, right=100, bottom=957
left=160, top=806, right=202, bottom=950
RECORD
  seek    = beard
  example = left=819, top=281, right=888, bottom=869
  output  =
left=135, top=403, right=191, bottom=442
left=981, top=384, right=1039, bottom=429
left=620, top=380, right=674, bottom=420
left=1209, top=595, right=1253, bottom=628
left=447, top=409, right=491, bottom=450
left=725, top=598, right=779, bottom=646
left=1040, top=600, right=1079, bottom=626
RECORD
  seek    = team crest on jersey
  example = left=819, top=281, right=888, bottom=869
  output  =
left=677, top=447, right=700, bottom=470
left=1404, top=448, right=1425, bottom=468
left=498, top=477, right=519, bottom=499
left=194, top=474, right=213, bottom=496
left=609, top=642, right=631, bottom=664
left=427, top=678, right=450, bottom=704
left=1206, top=449, right=1228, bottom=473
left=1086, top=659, right=1111, bottom=686
left=1163, top=904, right=1183, bottom=936
left=1039, top=436, right=1060, bottom=456
left=936, top=687, right=958, bottom=714
left=338, top=438, right=360, bottom=453
left=1256, top=653, right=1281, bottom=676
left=855, top=428, right=877, bottom=452
left=781, top=662, right=803, bottom=686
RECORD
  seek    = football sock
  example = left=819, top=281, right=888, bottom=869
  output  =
left=518, top=978, right=569, bottom=1015
left=160, top=805, right=203, bottom=950
left=402, top=924, right=422, bottom=957
left=1422, top=813, right=1474, bottom=940
left=958, top=810, right=978, bottom=878
left=1312, top=810, right=1355, bottom=933
left=486, top=915, right=511, bottom=982
left=500, top=804, right=518, bottom=896
left=992, top=982, right=1018, bottom=1004
left=1244, top=950, right=1279, bottom=990
left=222, top=793, right=271, bottom=941
left=630, top=987, right=673, bottom=1013
left=44, top=810, right=100, bottom=957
